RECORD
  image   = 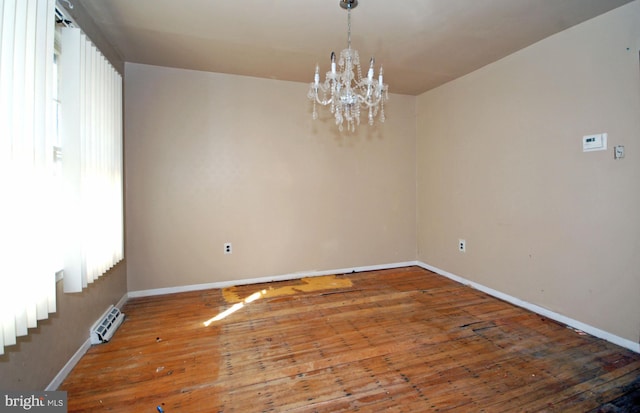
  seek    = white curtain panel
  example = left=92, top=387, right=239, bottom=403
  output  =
left=0, top=1, right=123, bottom=355
left=0, top=0, right=57, bottom=355
left=60, top=27, right=123, bottom=293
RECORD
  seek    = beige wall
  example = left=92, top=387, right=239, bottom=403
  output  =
left=417, top=2, right=640, bottom=343
left=0, top=263, right=127, bottom=390
left=124, top=64, right=417, bottom=291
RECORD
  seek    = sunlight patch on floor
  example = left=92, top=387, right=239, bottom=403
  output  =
left=222, top=275, right=353, bottom=304
left=204, top=275, right=353, bottom=325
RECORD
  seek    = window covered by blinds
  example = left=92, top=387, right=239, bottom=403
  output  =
left=0, top=1, right=124, bottom=355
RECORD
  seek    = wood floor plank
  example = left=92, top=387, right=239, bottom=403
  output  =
left=60, top=266, right=640, bottom=412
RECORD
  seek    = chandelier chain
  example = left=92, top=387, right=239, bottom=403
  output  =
left=347, top=9, right=351, bottom=50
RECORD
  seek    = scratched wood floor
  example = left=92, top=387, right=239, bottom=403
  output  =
left=61, top=266, right=640, bottom=412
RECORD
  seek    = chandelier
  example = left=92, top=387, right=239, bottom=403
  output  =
left=307, top=0, right=388, bottom=133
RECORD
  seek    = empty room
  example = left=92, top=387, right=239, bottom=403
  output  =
left=1, top=0, right=639, bottom=411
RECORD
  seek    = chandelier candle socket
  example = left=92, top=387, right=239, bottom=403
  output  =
left=308, top=0, right=389, bottom=132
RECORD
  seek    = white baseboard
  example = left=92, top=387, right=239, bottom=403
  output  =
left=115, top=292, right=128, bottom=310
left=47, top=292, right=130, bottom=391
left=127, top=261, right=418, bottom=298
left=46, top=338, right=91, bottom=391
left=417, top=261, right=640, bottom=354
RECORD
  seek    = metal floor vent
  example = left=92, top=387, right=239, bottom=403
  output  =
left=90, top=305, right=125, bottom=344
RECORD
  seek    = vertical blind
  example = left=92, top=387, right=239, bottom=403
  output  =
left=0, top=0, right=57, bottom=355
left=60, top=27, right=123, bottom=293
left=0, top=0, right=123, bottom=355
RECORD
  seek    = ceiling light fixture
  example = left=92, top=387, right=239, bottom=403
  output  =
left=307, top=0, right=388, bottom=132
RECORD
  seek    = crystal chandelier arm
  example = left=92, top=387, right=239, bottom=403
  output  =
left=356, top=93, right=383, bottom=107
left=312, top=93, right=334, bottom=106
left=308, top=81, right=335, bottom=106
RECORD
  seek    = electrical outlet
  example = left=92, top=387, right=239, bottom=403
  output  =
left=224, top=243, right=232, bottom=254
left=458, top=239, right=466, bottom=252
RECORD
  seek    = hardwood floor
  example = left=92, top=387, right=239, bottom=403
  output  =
left=61, top=266, right=640, bottom=412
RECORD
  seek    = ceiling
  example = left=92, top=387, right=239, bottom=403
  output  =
left=70, top=0, right=634, bottom=96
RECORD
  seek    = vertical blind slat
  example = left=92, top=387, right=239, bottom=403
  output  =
left=61, top=27, right=123, bottom=294
left=0, top=0, right=56, bottom=356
